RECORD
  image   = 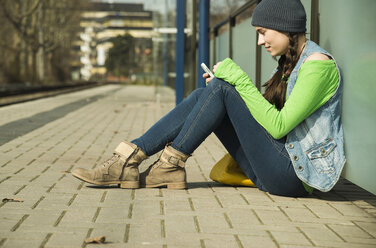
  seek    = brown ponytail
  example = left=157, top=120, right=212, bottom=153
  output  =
left=262, top=33, right=302, bottom=110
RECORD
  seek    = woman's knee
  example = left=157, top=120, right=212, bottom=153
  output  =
left=207, top=78, right=228, bottom=89
left=187, top=78, right=233, bottom=103
left=189, top=87, right=205, bottom=100
left=207, top=78, right=237, bottom=95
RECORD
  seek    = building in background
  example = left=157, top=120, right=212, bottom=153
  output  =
left=72, top=2, right=153, bottom=81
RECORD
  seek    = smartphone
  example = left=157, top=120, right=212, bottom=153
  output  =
left=201, top=63, right=214, bottom=78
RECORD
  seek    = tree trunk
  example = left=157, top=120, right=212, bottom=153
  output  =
left=37, top=1, right=44, bottom=81
left=32, top=49, right=38, bottom=83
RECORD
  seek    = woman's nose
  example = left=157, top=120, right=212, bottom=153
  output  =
left=257, top=34, right=265, bottom=45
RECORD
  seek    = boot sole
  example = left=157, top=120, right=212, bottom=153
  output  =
left=144, top=182, right=186, bottom=190
left=72, top=172, right=139, bottom=189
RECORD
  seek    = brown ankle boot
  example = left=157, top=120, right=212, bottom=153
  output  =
left=140, top=145, right=189, bottom=189
left=72, top=141, right=147, bottom=188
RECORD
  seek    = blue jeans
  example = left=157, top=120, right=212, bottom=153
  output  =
left=132, top=78, right=307, bottom=197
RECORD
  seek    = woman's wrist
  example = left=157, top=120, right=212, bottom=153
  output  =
left=214, top=58, right=233, bottom=78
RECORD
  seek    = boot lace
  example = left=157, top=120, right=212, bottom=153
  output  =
left=102, top=154, right=120, bottom=168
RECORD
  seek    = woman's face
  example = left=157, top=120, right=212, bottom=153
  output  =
left=255, top=27, right=289, bottom=56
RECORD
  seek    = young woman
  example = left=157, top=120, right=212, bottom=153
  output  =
left=72, top=0, right=345, bottom=197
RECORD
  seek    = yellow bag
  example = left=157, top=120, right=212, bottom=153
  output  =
left=209, top=153, right=256, bottom=187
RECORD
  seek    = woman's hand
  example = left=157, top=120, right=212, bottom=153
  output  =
left=203, top=61, right=222, bottom=84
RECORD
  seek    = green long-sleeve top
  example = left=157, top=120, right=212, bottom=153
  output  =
left=214, top=58, right=339, bottom=140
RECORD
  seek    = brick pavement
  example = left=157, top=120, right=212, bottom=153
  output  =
left=0, top=84, right=375, bottom=248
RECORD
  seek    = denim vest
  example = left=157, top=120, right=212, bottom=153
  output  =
left=285, top=40, right=346, bottom=192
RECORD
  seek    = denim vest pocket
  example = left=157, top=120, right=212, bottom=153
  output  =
left=305, top=138, right=337, bottom=174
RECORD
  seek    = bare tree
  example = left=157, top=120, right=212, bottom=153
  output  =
left=0, top=0, right=40, bottom=83
left=0, top=0, right=90, bottom=85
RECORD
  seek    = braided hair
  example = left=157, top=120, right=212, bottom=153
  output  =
left=262, top=33, right=302, bottom=110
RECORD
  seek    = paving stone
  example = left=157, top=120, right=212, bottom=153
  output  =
left=299, top=225, right=344, bottom=246
left=89, top=223, right=127, bottom=244
left=22, top=209, right=62, bottom=227
left=236, top=187, right=275, bottom=204
left=44, top=228, right=89, bottom=247
left=190, top=195, right=225, bottom=211
left=164, top=233, right=201, bottom=247
left=196, top=212, right=232, bottom=233
left=253, top=209, right=291, bottom=225
left=201, top=233, right=243, bottom=248
left=0, top=218, right=24, bottom=232
left=270, top=230, right=313, bottom=246
left=330, top=202, right=372, bottom=217
left=126, top=220, right=162, bottom=244
left=354, top=221, right=376, bottom=237
left=57, top=207, right=98, bottom=228
left=132, top=199, right=163, bottom=219
left=215, top=192, right=251, bottom=208
left=281, top=206, right=320, bottom=223
left=279, top=245, right=315, bottom=248
left=1, top=237, right=46, bottom=248
left=225, top=207, right=262, bottom=227
left=238, top=234, right=278, bottom=248
left=101, top=189, right=133, bottom=204
left=304, top=202, right=345, bottom=219
left=33, top=193, right=73, bottom=209
left=164, top=214, right=197, bottom=234
left=95, top=207, right=129, bottom=224
left=329, top=223, right=374, bottom=240
left=164, top=198, right=194, bottom=213
left=2, top=230, right=49, bottom=242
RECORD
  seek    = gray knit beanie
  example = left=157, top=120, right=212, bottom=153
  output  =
left=252, top=0, right=306, bottom=33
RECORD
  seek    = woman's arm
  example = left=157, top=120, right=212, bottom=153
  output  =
left=214, top=58, right=339, bottom=139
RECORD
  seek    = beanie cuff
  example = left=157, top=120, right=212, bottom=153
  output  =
left=252, top=15, right=306, bottom=33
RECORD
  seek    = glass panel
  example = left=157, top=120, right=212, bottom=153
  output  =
left=216, top=30, right=230, bottom=62
left=232, top=18, right=256, bottom=81
left=320, top=0, right=376, bottom=194
left=210, top=38, right=215, bottom=68
left=301, top=0, right=311, bottom=40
